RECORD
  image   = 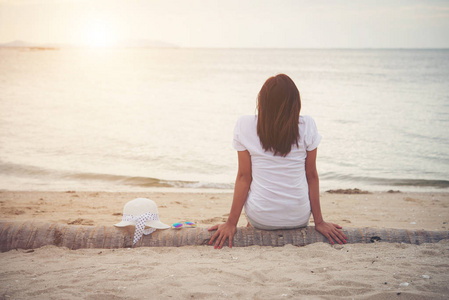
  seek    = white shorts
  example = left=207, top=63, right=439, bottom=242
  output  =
left=246, top=215, right=309, bottom=230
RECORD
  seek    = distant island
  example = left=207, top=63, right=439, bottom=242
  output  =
left=0, top=39, right=179, bottom=49
left=0, top=40, right=61, bottom=50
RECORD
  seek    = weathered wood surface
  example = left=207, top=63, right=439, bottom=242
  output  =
left=0, top=221, right=447, bottom=252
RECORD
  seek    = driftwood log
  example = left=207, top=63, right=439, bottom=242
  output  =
left=0, top=221, right=447, bottom=252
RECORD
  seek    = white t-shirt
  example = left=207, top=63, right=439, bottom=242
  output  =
left=233, top=115, right=322, bottom=227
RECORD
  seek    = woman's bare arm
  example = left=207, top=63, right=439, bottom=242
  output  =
left=208, top=150, right=252, bottom=249
left=306, top=148, right=347, bottom=245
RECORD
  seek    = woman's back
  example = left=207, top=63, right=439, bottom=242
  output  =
left=233, top=114, right=321, bottom=227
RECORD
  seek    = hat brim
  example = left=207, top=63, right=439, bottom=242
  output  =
left=114, top=220, right=170, bottom=229
left=146, top=220, right=171, bottom=229
left=114, top=221, right=135, bottom=227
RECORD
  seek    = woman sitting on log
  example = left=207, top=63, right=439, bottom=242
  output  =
left=209, top=74, right=348, bottom=249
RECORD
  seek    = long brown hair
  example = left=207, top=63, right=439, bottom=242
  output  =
left=257, top=74, right=301, bottom=156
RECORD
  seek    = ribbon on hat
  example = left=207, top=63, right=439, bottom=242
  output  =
left=121, top=212, right=159, bottom=245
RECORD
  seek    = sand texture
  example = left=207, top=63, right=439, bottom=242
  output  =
left=1, top=190, right=449, bottom=299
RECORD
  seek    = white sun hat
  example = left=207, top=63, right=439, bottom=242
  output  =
left=114, top=198, right=170, bottom=245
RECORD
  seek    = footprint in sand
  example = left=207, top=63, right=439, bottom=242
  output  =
left=201, top=217, right=224, bottom=224
left=4, top=208, right=25, bottom=215
left=67, top=218, right=95, bottom=226
left=404, top=197, right=422, bottom=203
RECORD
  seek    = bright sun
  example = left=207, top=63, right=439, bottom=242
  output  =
left=84, top=20, right=118, bottom=48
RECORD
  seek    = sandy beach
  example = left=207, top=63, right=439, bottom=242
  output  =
left=1, top=190, right=449, bottom=299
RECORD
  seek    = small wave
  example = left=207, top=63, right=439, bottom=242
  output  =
left=0, top=161, right=233, bottom=190
left=321, top=172, right=449, bottom=189
left=69, top=172, right=176, bottom=188
left=165, top=180, right=233, bottom=190
left=71, top=173, right=234, bottom=189
left=383, top=179, right=449, bottom=188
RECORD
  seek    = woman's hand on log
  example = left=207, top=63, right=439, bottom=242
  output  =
left=208, top=221, right=237, bottom=249
left=315, top=221, right=348, bottom=245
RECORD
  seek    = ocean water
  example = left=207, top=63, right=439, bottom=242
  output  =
left=0, top=48, right=448, bottom=192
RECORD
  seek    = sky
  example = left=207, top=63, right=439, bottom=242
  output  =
left=0, top=0, right=448, bottom=48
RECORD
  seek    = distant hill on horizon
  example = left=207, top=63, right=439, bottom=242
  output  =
left=0, top=40, right=66, bottom=48
left=0, top=39, right=179, bottom=49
